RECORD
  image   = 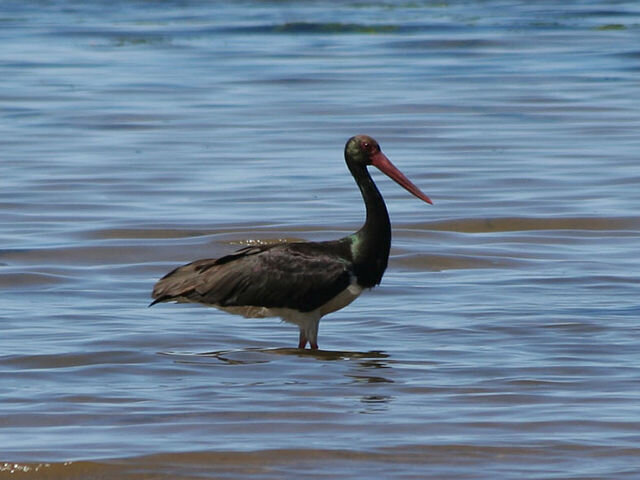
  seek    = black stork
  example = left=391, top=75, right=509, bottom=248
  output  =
left=150, top=135, right=432, bottom=350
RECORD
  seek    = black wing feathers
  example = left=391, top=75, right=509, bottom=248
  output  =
left=151, top=242, right=353, bottom=312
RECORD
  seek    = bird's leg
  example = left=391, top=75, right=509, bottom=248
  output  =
left=297, top=315, right=320, bottom=350
left=298, top=331, right=308, bottom=349
left=307, top=319, right=320, bottom=350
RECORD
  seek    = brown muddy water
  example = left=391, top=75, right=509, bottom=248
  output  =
left=2, top=1, right=640, bottom=479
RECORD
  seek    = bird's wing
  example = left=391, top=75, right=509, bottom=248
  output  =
left=151, top=243, right=353, bottom=313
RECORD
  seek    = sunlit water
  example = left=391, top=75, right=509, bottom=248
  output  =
left=2, top=1, right=640, bottom=478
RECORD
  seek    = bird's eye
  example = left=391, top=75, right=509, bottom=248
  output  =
left=362, top=142, right=370, bottom=150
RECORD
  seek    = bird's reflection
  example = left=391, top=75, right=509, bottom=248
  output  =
left=160, top=347, right=390, bottom=367
left=359, top=394, right=393, bottom=413
left=160, top=346, right=396, bottom=412
left=268, top=347, right=390, bottom=362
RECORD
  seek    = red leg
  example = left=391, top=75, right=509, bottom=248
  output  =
left=310, top=341, right=318, bottom=350
left=298, top=332, right=308, bottom=349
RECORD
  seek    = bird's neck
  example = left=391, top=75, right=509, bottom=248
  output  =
left=348, top=163, right=391, bottom=288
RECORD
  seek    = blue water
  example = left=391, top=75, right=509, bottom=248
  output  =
left=2, top=1, right=640, bottom=478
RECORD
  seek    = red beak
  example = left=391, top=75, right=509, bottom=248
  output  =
left=371, top=151, right=433, bottom=205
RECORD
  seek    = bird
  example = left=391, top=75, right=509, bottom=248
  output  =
left=150, top=135, right=432, bottom=350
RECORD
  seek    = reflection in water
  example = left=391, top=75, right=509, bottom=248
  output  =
left=159, top=347, right=390, bottom=365
left=159, top=348, right=397, bottom=413
left=267, top=348, right=390, bottom=362
left=359, top=394, right=394, bottom=414
left=349, top=357, right=395, bottom=413
left=348, top=356, right=394, bottom=383
left=349, top=373, right=393, bottom=384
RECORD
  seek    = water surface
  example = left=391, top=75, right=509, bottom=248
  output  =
left=2, top=1, right=640, bottom=478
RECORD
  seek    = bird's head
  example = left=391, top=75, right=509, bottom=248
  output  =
left=345, top=135, right=433, bottom=205
left=345, top=135, right=380, bottom=167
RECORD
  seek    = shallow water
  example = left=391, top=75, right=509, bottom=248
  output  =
left=2, top=1, right=640, bottom=478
